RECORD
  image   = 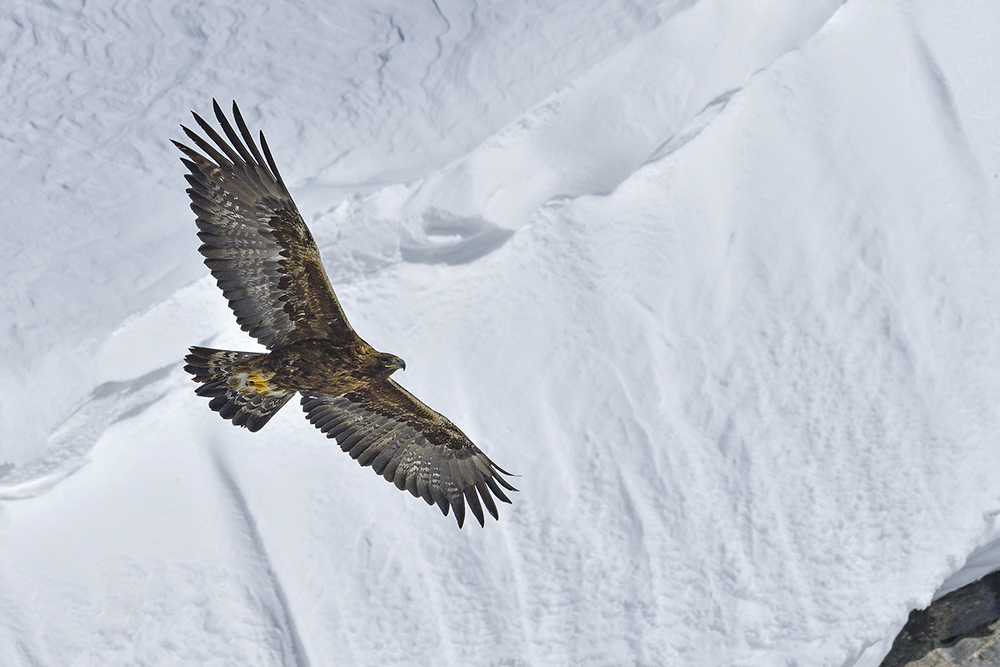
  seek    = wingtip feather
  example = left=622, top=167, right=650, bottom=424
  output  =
left=452, top=495, right=466, bottom=528
left=464, top=486, right=485, bottom=527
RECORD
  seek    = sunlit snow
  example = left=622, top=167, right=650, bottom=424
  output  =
left=2, top=0, right=999, bottom=665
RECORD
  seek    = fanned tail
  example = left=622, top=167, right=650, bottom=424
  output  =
left=184, top=346, right=293, bottom=432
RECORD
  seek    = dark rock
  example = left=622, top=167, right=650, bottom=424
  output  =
left=880, top=570, right=1000, bottom=666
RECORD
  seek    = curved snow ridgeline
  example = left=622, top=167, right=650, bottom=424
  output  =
left=2, top=0, right=999, bottom=665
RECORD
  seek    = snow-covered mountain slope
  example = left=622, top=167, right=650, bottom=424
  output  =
left=2, top=0, right=999, bottom=665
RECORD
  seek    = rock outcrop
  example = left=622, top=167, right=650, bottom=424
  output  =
left=880, top=571, right=1000, bottom=666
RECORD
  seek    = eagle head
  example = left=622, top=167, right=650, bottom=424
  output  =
left=373, top=352, right=406, bottom=379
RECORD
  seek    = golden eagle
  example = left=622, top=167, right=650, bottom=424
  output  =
left=175, top=101, right=515, bottom=528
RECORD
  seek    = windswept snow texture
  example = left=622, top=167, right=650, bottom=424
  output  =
left=2, top=0, right=1000, bottom=665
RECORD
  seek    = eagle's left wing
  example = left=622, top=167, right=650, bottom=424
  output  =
left=301, top=381, right=516, bottom=527
left=174, top=100, right=353, bottom=350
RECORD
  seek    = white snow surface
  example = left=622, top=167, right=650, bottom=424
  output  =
left=2, top=0, right=1000, bottom=665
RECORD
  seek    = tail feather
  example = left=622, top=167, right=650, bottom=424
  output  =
left=184, top=346, right=293, bottom=432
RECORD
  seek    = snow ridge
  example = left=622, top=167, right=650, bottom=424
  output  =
left=210, top=447, right=312, bottom=667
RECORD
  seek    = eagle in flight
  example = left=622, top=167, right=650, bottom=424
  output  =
left=175, top=100, right=515, bottom=528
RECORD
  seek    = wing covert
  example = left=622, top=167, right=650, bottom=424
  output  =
left=174, top=100, right=353, bottom=349
left=301, top=380, right=516, bottom=527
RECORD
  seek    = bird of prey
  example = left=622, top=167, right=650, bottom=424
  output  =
left=175, top=100, right=515, bottom=528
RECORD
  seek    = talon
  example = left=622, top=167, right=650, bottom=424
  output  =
left=232, top=371, right=274, bottom=394
left=246, top=372, right=270, bottom=392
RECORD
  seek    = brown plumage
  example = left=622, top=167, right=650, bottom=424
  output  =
left=176, top=100, right=515, bottom=528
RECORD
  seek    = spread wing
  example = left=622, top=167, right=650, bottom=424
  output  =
left=301, top=381, right=516, bottom=527
left=174, top=100, right=352, bottom=350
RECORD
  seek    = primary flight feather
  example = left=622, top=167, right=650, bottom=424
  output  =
left=176, top=100, right=515, bottom=528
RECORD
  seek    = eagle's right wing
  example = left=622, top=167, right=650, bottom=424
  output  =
left=301, top=380, right=516, bottom=528
left=174, top=100, right=353, bottom=350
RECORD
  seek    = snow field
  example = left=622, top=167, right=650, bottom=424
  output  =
left=1, top=0, right=1000, bottom=665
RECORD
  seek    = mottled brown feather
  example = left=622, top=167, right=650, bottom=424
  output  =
left=174, top=100, right=352, bottom=349
left=183, top=346, right=294, bottom=432
left=301, top=380, right=515, bottom=528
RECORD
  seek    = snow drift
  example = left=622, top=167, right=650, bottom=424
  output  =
left=1, top=0, right=999, bottom=665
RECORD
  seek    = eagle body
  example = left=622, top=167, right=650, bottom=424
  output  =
left=187, top=337, right=403, bottom=418
left=258, top=337, right=404, bottom=394
left=176, top=101, right=514, bottom=527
